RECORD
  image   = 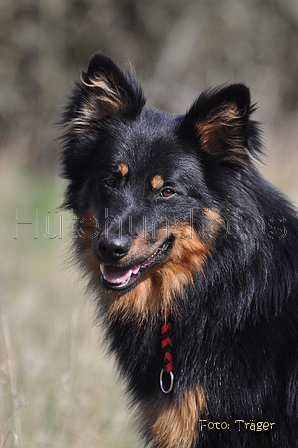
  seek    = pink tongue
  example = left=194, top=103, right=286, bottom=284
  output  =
left=103, top=265, right=140, bottom=284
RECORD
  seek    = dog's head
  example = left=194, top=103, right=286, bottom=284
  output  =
left=60, top=52, right=261, bottom=319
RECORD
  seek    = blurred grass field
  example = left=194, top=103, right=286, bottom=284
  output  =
left=0, top=166, right=137, bottom=447
left=1, top=1, right=298, bottom=446
left=0, top=120, right=297, bottom=448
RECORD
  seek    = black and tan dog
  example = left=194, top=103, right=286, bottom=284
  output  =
left=60, top=52, right=298, bottom=447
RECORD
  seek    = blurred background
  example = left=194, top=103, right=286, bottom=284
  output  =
left=0, top=0, right=298, bottom=447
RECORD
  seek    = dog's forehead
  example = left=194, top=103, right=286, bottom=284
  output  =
left=114, top=108, right=184, bottom=178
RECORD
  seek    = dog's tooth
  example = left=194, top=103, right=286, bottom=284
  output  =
left=100, top=264, right=105, bottom=276
left=119, top=270, right=133, bottom=287
left=132, top=265, right=141, bottom=275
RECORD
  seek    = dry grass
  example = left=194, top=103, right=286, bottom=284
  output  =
left=0, top=167, right=137, bottom=448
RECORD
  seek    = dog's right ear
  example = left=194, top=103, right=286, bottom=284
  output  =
left=62, top=52, right=145, bottom=132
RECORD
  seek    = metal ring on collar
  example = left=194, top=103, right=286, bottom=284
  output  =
left=160, top=368, right=174, bottom=394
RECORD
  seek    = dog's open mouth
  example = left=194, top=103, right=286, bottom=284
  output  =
left=100, top=238, right=173, bottom=292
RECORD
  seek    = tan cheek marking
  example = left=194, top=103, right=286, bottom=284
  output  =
left=142, top=387, right=207, bottom=448
left=203, top=207, right=220, bottom=222
left=107, top=216, right=221, bottom=321
left=118, top=163, right=129, bottom=177
left=75, top=209, right=221, bottom=322
left=203, top=208, right=221, bottom=237
left=151, top=175, right=164, bottom=190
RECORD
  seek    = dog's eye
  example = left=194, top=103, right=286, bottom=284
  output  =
left=160, top=188, right=175, bottom=198
left=105, top=178, right=116, bottom=188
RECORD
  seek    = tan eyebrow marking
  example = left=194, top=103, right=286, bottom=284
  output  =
left=151, top=175, right=164, bottom=189
left=118, top=163, right=128, bottom=177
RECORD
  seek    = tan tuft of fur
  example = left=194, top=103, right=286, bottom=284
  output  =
left=196, top=104, right=247, bottom=163
left=151, top=175, right=165, bottom=190
left=71, top=74, right=127, bottom=134
left=118, top=163, right=129, bottom=177
left=142, top=386, right=207, bottom=448
left=105, top=212, right=221, bottom=321
left=75, top=208, right=221, bottom=321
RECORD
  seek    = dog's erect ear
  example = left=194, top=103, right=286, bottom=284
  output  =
left=63, top=52, right=145, bottom=132
left=179, top=84, right=262, bottom=165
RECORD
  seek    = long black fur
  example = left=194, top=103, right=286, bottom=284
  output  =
left=60, top=52, right=298, bottom=447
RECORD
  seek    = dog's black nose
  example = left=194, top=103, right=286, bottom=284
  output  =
left=97, top=234, right=131, bottom=262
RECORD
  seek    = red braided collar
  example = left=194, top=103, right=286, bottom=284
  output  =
left=160, top=308, right=174, bottom=394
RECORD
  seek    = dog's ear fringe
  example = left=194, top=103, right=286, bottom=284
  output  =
left=179, top=84, right=263, bottom=165
left=60, top=52, right=146, bottom=135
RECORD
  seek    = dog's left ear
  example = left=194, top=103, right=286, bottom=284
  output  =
left=179, top=84, right=261, bottom=164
